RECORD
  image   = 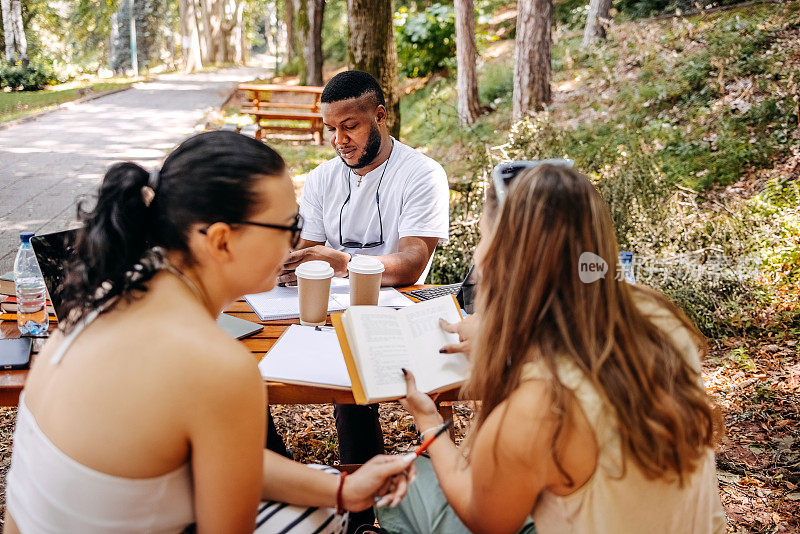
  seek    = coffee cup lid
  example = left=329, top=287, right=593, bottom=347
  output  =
left=347, top=255, right=385, bottom=275
left=295, top=260, right=334, bottom=280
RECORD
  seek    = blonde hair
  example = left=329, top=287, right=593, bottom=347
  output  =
left=464, top=164, right=714, bottom=484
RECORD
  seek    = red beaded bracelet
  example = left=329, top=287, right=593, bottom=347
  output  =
left=336, top=471, right=347, bottom=515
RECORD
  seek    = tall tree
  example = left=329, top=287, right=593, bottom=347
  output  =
left=1, top=0, right=26, bottom=63
left=347, top=0, right=401, bottom=136
left=512, top=0, right=551, bottom=119
left=1, top=0, right=14, bottom=61
left=179, top=0, right=203, bottom=71
left=301, top=0, right=324, bottom=85
left=285, top=0, right=296, bottom=61
left=454, top=0, right=480, bottom=125
left=583, top=0, right=612, bottom=46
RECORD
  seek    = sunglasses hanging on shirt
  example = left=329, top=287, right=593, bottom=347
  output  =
left=338, top=146, right=394, bottom=249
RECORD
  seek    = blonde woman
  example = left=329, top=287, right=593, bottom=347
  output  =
left=378, top=164, right=725, bottom=533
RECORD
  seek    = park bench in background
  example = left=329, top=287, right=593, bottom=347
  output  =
left=238, top=83, right=325, bottom=144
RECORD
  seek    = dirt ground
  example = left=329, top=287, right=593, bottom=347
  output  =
left=0, top=335, right=796, bottom=532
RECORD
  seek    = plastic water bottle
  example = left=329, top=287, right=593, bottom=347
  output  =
left=14, top=232, right=49, bottom=336
left=618, top=251, right=636, bottom=284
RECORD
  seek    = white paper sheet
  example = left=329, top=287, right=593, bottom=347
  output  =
left=258, top=325, right=351, bottom=389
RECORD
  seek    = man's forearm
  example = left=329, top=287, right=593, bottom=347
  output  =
left=375, top=250, right=427, bottom=286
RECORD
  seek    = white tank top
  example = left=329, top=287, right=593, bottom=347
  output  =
left=522, top=297, right=726, bottom=534
left=6, top=309, right=195, bottom=533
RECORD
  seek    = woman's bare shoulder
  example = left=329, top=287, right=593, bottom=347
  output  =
left=153, top=320, right=264, bottom=406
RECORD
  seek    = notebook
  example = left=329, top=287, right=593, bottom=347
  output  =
left=244, top=277, right=413, bottom=321
left=258, top=324, right=351, bottom=390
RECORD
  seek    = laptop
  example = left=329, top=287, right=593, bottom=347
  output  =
left=401, top=265, right=477, bottom=314
left=29, top=230, right=263, bottom=340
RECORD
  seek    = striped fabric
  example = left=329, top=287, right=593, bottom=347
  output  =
left=254, top=464, right=349, bottom=534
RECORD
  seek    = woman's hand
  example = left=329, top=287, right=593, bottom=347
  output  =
left=344, top=454, right=417, bottom=511
left=439, top=313, right=479, bottom=360
left=399, top=368, right=444, bottom=433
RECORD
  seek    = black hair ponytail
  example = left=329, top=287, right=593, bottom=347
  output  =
left=59, top=131, right=286, bottom=332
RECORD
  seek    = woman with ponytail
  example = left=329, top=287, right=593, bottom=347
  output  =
left=377, top=164, right=725, bottom=534
left=4, top=131, right=414, bottom=534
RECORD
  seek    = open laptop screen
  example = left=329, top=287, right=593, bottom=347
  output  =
left=30, top=229, right=79, bottom=321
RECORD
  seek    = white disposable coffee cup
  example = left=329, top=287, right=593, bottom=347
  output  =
left=347, top=255, right=385, bottom=306
left=296, top=260, right=334, bottom=326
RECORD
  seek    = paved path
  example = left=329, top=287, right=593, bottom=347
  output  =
left=0, top=67, right=264, bottom=272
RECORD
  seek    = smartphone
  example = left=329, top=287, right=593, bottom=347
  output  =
left=0, top=338, right=33, bottom=370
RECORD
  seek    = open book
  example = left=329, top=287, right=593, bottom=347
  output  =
left=332, top=295, right=469, bottom=404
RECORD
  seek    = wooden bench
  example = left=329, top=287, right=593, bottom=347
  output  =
left=238, top=83, right=325, bottom=144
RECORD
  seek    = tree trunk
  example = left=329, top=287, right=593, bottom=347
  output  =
left=109, top=11, right=119, bottom=69
left=347, top=0, right=401, bottom=137
left=303, top=0, right=324, bottom=86
left=295, top=0, right=309, bottom=84
left=198, top=0, right=213, bottom=64
left=210, top=0, right=224, bottom=64
left=582, top=0, right=613, bottom=46
left=236, top=0, right=246, bottom=64
left=512, top=0, right=551, bottom=119
left=9, top=0, right=24, bottom=62
left=180, top=0, right=203, bottom=71
left=454, top=0, right=480, bottom=125
left=285, top=0, right=296, bottom=61
left=2, top=0, right=15, bottom=62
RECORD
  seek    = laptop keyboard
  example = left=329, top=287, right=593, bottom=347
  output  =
left=402, top=284, right=462, bottom=301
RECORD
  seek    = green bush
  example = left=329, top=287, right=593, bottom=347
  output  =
left=615, top=0, right=746, bottom=19
left=0, top=61, right=55, bottom=91
left=394, top=3, right=457, bottom=78
left=478, top=61, right=514, bottom=106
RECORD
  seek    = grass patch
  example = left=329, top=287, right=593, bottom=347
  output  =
left=268, top=141, right=335, bottom=176
left=0, top=80, right=135, bottom=123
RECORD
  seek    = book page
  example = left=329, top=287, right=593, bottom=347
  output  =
left=398, top=296, right=470, bottom=393
left=346, top=307, right=412, bottom=400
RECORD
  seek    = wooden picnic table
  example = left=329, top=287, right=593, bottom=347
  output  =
left=0, top=286, right=461, bottom=416
left=238, top=83, right=325, bottom=144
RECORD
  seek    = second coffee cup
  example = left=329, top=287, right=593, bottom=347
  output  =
left=296, top=260, right=334, bottom=326
left=347, top=255, right=385, bottom=306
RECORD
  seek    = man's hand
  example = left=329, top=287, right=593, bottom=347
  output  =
left=279, top=245, right=350, bottom=286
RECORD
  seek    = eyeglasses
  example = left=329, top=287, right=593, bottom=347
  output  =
left=491, top=159, right=574, bottom=206
left=338, top=159, right=389, bottom=249
left=199, top=213, right=304, bottom=248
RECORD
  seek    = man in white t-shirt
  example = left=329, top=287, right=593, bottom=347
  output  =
left=275, top=71, right=449, bottom=533
left=278, top=71, right=449, bottom=287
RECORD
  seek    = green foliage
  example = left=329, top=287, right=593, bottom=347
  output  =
left=554, top=0, right=591, bottom=29
left=407, top=3, right=800, bottom=336
left=0, top=60, right=56, bottom=91
left=478, top=60, right=514, bottom=106
left=726, top=347, right=755, bottom=371
left=322, top=0, right=348, bottom=64
left=394, top=3, right=457, bottom=78
left=615, top=0, right=747, bottom=19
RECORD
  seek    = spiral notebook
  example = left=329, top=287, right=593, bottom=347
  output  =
left=244, top=277, right=413, bottom=321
